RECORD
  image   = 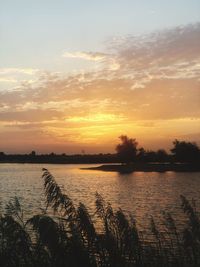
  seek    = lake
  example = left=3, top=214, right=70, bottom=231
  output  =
left=0, top=163, right=200, bottom=230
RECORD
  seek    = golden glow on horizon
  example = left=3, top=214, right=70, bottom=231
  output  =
left=0, top=23, right=200, bottom=153
left=41, top=117, right=200, bottom=147
left=0, top=117, right=199, bottom=153
left=66, top=113, right=126, bottom=123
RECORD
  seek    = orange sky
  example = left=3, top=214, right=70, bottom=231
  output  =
left=0, top=12, right=200, bottom=153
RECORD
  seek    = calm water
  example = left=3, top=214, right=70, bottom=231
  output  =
left=0, top=163, right=200, bottom=229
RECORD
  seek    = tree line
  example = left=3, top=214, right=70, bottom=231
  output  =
left=0, top=137, right=199, bottom=164
left=116, top=136, right=200, bottom=164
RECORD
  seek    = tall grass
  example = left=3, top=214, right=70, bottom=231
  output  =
left=0, top=168, right=200, bottom=267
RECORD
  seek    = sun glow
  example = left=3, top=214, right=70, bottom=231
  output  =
left=1, top=1, right=199, bottom=154
left=66, top=113, right=126, bottom=123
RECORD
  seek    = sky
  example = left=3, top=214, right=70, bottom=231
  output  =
left=0, top=0, right=200, bottom=154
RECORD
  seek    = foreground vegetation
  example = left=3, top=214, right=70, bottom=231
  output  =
left=0, top=169, right=200, bottom=267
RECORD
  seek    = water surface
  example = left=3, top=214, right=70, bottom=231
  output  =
left=0, top=163, right=199, bottom=229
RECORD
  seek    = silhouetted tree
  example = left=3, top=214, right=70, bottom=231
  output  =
left=116, top=135, right=138, bottom=164
left=137, top=147, right=146, bottom=162
left=30, top=151, right=36, bottom=156
left=0, top=152, right=5, bottom=162
left=156, top=149, right=169, bottom=162
left=171, top=139, right=200, bottom=163
left=145, top=150, right=157, bottom=162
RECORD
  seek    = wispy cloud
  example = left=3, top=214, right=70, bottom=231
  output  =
left=63, top=51, right=108, bottom=61
left=0, top=77, right=18, bottom=83
left=0, top=68, right=39, bottom=75
left=0, top=68, right=40, bottom=91
left=1, top=23, right=200, bottom=151
left=66, top=113, right=126, bottom=123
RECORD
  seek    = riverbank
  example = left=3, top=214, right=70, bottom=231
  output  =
left=81, top=163, right=200, bottom=173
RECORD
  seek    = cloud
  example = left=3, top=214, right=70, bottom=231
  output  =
left=62, top=51, right=121, bottom=71
left=0, top=68, right=39, bottom=75
left=0, top=68, right=40, bottom=91
left=63, top=51, right=108, bottom=61
left=66, top=113, right=126, bottom=123
left=0, top=77, right=18, bottom=83
left=0, top=109, right=63, bottom=122
left=1, top=23, right=200, bottom=151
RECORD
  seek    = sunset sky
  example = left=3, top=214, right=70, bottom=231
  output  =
left=0, top=0, right=200, bottom=154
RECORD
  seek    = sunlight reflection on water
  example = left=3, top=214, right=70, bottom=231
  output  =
left=0, top=163, right=200, bottom=230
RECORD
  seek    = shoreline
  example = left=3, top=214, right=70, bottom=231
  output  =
left=0, top=162, right=200, bottom=173
left=81, top=163, right=200, bottom=173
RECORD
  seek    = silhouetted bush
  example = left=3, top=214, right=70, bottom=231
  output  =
left=171, top=140, right=200, bottom=163
left=116, top=135, right=138, bottom=164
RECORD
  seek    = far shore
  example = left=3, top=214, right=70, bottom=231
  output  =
left=81, top=163, right=200, bottom=173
